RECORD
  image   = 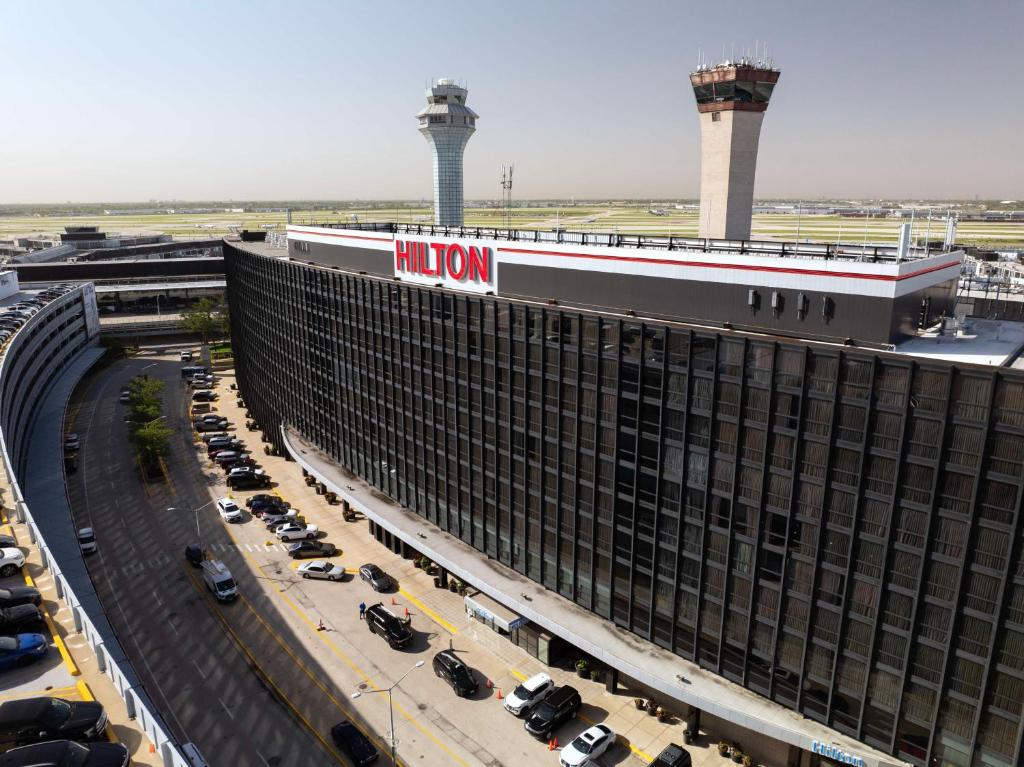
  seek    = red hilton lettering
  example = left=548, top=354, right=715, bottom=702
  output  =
left=429, top=242, right=447, bottom=277
left=468, top=246, right=490, bottom=282
left=446, top=243, right=468, bottom=280
left=395, top=240, right=412, bottom=272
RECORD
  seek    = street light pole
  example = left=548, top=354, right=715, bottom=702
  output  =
left=351, top=660, right=424, bottom=765
left=167, top=499, right=216, bottom=549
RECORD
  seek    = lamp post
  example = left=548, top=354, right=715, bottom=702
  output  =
left=351, top=660, right=424, bottom=765
left=166, top=499, right=217, bottom=548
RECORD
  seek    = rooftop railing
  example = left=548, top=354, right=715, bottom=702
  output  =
left=290, top=220, right=957, bottom=264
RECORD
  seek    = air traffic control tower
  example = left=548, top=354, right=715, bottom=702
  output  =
left=417, top=79, right=478, bottom=227
left=691, top=59, right=780, bottom=240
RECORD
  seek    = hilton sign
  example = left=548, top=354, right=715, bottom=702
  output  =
left=394, top=235, right=496, bottom=294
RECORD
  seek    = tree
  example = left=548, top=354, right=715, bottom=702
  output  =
left=126, top=377, right=165, bottom=429
left=182, top=298, right=227, bottom=344
left=129, top=420, right=173, bottom=470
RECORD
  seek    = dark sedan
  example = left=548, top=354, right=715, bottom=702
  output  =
left=0, top=588, right=40, bottom=609
left=191, top=390, right=217, bottom=402
left=0, top=696, right=108, bottom=745
left=359, top=564, right=393, bottom=592
left=288, top=541, right=338, bottom=559
left=246, top=494, right=288, bottom=509
left=330, top=721, right=378, bottom=765
left=0, top=606, right=42, bottom=636
left=0, top=740, right=129, bottom=767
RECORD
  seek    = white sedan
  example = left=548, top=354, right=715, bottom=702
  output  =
left=296, top=560, right=344, bottom=581
left=275, top=523, right=318, bottom=541
left=559, top=724, right=615, bottom=767
left=0, top=547, right=25, bottom=578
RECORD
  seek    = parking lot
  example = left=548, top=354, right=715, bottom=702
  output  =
left=64, top=350, right=689, bottom=766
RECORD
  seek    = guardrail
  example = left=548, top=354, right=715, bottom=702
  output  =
left=0, top=289, right=188, bottom=767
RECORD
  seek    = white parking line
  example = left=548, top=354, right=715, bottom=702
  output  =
left=218, top=696, right=234, bottom=719
left=192, top=659, right=207, bottom=679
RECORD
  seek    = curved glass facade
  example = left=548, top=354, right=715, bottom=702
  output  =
left=226, top=242, right=1024, bottom=767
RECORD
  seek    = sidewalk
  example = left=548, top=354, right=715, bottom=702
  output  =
left=207, top=367, right=746, bottom=767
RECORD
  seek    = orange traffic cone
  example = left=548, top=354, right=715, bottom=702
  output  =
left=496, top=688, right=503, bottom=700
left=547, top=738, right=555, bottom=751
left=391, top=597, right=398, bottom=606
left=404, top=607, right=410, bottom=618
left=551, top=736, right=559, bottom=749
left=149, top=744, right=156, bottom=754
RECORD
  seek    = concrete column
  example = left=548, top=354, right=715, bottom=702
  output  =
left=605, top=667, right=618, bottom=695
left=439, top=568, right=449, bottom=588
left=400, top=540, right=412, bottom=558
left=341, top=499, right=351, bottom=515
left=688, top=707, right=702, bottom=734
left=383, top=531, right=393, bottom=549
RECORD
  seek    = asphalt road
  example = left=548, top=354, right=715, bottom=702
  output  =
left=66, top=356, right=330, bottom=767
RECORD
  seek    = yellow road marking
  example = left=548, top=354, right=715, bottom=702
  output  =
left=221, top=524, right=469, bottom=767
left=24, top=571, right=79, bottom=676
left=398, top=588, right=459, bottom=635
left=0, top=685, right=79, bottom=702
left=509, top=669, right=527, bottom=682
left=75, top=680, right=118, bottom=743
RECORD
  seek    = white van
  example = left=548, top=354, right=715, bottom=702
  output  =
left=200, top=560, right=237, bottom=602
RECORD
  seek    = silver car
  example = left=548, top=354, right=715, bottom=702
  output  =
left=296, top=560, right=345, bottom=581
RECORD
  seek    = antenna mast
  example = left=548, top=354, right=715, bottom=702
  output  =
left=500, top=163, right=514, bottom=229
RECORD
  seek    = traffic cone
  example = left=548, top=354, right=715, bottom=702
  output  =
left=496, top=688, right=502, bottom=700
left=391, top=597, right=397, bottom=606
left=551, top=736, right=558, bottom=750
left=149, top=744, right=156, bottom=754
left=404, top=607, right=410, bottom=618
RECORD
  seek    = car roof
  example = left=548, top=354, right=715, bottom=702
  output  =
left=78, top=527, right=93, bottom=535
left=523, top=672, right=552, bottom=689
left=0, top=697, right=53, bottom=721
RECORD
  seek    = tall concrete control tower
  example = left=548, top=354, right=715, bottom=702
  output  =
left=691, top=59, right=779, bottom=240
left=417, top=79, right=478, bottom=227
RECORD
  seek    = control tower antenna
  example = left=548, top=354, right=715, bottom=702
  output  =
left=690, top=50, right=780, bottom=240
left=500, top=163, right=514, bottom=229
left=417, top=79, right=478, bottom=227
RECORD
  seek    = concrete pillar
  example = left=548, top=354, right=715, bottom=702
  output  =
left=383, top=531, right=392, bottom=549
left=605, top=667, right=618, bottom=695
left=688, top=707, right=702, bottom=734
left=341, top=499, right=350, bottom=515
left=400, top=540, right=412, bottom=558
left=439, top=568, right=449, bottom=588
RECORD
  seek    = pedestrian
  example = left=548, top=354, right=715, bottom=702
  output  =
left=359, top=601, right=366, bottom=620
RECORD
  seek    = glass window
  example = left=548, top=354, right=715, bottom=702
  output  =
left=734, top=81, right=755, bottom=102
left=754, top=82, right=775, bottom=102
left=714, top=81, right=735, bottom=101
left=693, top=83, right=713, bottom=104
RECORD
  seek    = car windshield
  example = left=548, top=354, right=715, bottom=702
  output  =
left=572, top=737, right=594, bottom=754
left=217, top=579, right=236, bottom=591
left=78, top=533, right=95, bottom=543
left=41, top=698, right=73, bottom=728
left=58, top=741, right=91, bottom=767
left=0, top=636, right=17, bottom=651
left=512, top=684, right=531, bottom=699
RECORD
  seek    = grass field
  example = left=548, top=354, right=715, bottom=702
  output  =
left=2, top=205, right=1023, bottom=247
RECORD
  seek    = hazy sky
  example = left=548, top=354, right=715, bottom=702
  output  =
left=2, top=0, right=1022, bottom=203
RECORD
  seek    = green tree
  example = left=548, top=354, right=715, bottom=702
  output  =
left=130, top=419, right=173, bottom=468
left=126, top=377, right=165, bottom=430
left=182, top=298, right=227, bottom=344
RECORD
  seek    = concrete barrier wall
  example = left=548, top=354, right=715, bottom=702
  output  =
left=0, top=285, right=189, bottom=767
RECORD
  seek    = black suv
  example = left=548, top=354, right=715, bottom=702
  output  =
left=227, top=470, right=271, bottom=490
left=523, top=686, right=581, bottom=740
left=0, top=697, right=108, bottom=747
left=329, top=721, right=378, bottom=765
left=0, top=606, right=42, bottom=636
left=0, top=588, right=41, bottom=609
left=432, top=650, right=478, bottom=697
left=650, top=743, right=692, bottom=767
left=0, top=740, right=129, bottom=767
left=365, top=603, right=412, bottom=649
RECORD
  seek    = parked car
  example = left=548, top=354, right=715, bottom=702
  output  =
left=0, top=588, right=41, bottom=609
left=77, top=528, right=97, bottom=555
left=0, top=535, right=17, bottom=549
left=227, top=470, right=271, bottom=490
left=263, top=514, right=298, bottom=532
left=184, top=544, right=205, bottom=568
left=207, top=439, right=243, bottom=455
left=249, top=499, right=289, bottom=518
left=0, top=740, right=129, bottom=767
left=0, top=696, right=108, bottom=746
left=558, top=724, right=615, bottom=767
left=222, top=458, right=258, bottom=474
left=523, top=685, right=582, bottom=740
left=364, top=603, right=412, bottom=649
left=216, top=498, right=243, bottom=523
left=0, top=606, right=42, bottom=636
left=296, top=560, right=345, bottom=580
left=200, top=560, right=237, bottom=602
left=358, top=564, right=393, bottom=593
left=212, top=450, right=248, bottom=467
left=432, top=650, right=478, bottom=697
left=649, top=743, right=692, bottom=767
left=192, top=390, right=217, bottom=402
left=0, top=635, right=47, bottom=671
left=288, top=541, right=337, bottom=559
left=179, top=351, right=193, bottom=362
left=118, top=391, right=130, bottom=404
left=200, top=431, right=231, bottom=444
left=194, top=419, right=228, bottom=433
left=503, top=672, right=554, bottom=716
left=0, top=549, right=26, bottom=578
left=275, top=523, right=318, bottom=542
left=246, top=494, right=286, bottom=509
left=63, top=434, right=79, bottom=452
left=329, top=720, right=379, bottom=765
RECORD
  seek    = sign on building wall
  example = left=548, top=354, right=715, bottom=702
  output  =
left=393, top=235, right=497, bottom=294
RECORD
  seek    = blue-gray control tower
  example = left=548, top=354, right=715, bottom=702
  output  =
left=417, top=79, right=478, bottom=227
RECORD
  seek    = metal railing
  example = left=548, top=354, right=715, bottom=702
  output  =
left=291, top=219, right=953, bottom=263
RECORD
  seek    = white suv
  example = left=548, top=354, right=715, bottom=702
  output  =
left=0, top=547, right=26, bottom=577
left=503, top=672, right=554, bottom=716
left=216, top=498, right=243, bottom=523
